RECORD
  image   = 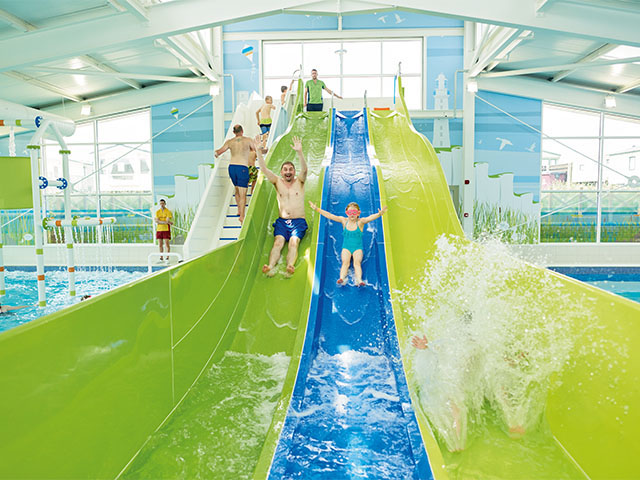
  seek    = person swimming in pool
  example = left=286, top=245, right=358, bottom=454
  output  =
left=308, top=200, right=387, bottom=286
left=0, top=303, right=30, bottom=314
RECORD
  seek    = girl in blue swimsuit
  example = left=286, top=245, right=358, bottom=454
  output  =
left=309, top=200, right=387, bottom=286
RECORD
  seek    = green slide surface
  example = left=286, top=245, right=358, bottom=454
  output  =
left=1, top=75, right=638, bottom=480
left=368, top=78, right=640, bottom=479
left=0, top=81, right=331, bottom=479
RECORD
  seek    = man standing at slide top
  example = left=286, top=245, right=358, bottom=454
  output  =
left=304, top=68, right=342, bottom=112
left=214, top=124, right=256, bottom=224
left=255, top=136, right=308, bottom=276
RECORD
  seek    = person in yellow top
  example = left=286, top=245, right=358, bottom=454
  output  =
left=155, top=198, right=173, bottom=262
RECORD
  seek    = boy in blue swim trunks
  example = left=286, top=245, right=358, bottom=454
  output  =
left=255, top=135, right=308, bottom=276
left=214, top=124, right=256, bottom=224
left=309, top=200, right=387, bottom=286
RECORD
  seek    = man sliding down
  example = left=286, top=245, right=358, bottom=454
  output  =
left=255, top=135, right=308, bottom=276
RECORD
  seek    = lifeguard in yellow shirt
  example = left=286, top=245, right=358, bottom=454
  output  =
left=155, top=198, right=173, bottom=262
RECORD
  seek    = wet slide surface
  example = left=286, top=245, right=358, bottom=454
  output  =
left=121, top=111, right=330, bottom=480
left=268, top=111, right=431, bottom=479
left=368, top=108, right=589, bottom=480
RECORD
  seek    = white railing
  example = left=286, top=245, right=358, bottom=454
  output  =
left=183, top=93, right=264, bottom=260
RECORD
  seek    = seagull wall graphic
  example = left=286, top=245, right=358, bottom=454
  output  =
left=496, top=137, right=513, bottom=150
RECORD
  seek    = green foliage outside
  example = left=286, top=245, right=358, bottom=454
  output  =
left=473, top=200, right=539, bottom=244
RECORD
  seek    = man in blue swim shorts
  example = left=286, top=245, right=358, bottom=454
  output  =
left=214, top=124, right=256, bottom=224
left=255, top=135, right=308, bottom=276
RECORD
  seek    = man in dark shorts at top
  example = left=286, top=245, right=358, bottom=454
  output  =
left=255, top=135, right=308, bottom=276
left=304, top=68, right=342, bottom=112
left=214, top=124, right=256, bottom=224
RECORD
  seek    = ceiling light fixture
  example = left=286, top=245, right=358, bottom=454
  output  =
left=80, top=104, right=92, bottom=116
left=605, top=94, right=616, bottom=108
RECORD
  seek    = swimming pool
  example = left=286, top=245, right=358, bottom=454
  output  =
left=550, top=267, right=640, bottom=303
left=0, top=268, right=147, bottom=333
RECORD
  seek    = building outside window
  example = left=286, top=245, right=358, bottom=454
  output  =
left=263, top=39, right=423, bottom=110
left=541, top=104, right=640, bottom=243
left=42, top=109, right=154, bottom=244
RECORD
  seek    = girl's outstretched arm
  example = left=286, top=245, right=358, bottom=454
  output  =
left=360, top=205, right=388, bottom=225
left=309, top=201, right=345, bottom=223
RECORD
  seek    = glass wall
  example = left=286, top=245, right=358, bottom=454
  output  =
left=263, top=39, right=423, bottom=109
left=541, top=104, right=640, bottom=242
left=42, top=109, right=154, bottom=244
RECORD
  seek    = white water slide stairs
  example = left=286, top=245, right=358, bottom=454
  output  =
left=183, top=90, right=296, bottom=260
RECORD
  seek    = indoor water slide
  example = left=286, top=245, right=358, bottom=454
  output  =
left=0, top=90, right=333, bottom=479
left=266, top=109, right=431, bottom=479
left=366, top=78, right=640, bottom=479
left=0, top=76, right=638, bottom=480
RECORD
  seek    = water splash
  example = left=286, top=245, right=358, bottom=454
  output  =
left=398, top=235, right=592, bottom=452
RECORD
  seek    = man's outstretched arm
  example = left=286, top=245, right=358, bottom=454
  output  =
left=291, top=136, right=308, bottom=183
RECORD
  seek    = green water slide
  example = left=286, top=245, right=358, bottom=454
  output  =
left=0, top=82, right=332, bottom=479
left=1, top=73, right=638, bottom=480
left=368, top=78, right=640, bottom=479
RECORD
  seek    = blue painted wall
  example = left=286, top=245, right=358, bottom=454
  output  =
left=223, top=14, right=338, bottom=32
left=151, top=95, right=214, bottom=197
left=426, top=36, right=463, bottom=111
left=342, top=11, right=462, bottom=29
left=475, top=91, right=542, bottom=201
left=223, top=40, right=260, bottom=113
left=412, top=118, right=463, bottom=147
left=223, top=11, right=461, bottom=32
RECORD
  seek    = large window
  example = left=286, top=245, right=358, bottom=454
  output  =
left=263, top=39, right=423, bottom=109
left=541, top=104, right=640, bottom=243
left=42, top=109, right=154, bottom=244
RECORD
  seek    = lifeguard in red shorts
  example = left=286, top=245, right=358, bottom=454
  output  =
left=155, top=198, right=173, bottom=262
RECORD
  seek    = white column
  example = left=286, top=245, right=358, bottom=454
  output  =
left=212, top=26, right=225, bottom=148
left=461, top=21, right=476, bottom=237
left=28, top=145, right=46, bottom=307
left=596, top=112, right=604, bottom=243
left=60, top=148, right=76, bottom=296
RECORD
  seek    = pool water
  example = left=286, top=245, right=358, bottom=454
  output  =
left=550, top=267, right=640, bottom=303
left=0, top=268, right=146, bottom=333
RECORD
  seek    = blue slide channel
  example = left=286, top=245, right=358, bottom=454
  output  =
left=268, top=110, right=432, bottom=479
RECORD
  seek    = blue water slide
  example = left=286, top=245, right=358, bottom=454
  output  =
left=268, top=110, right=433, bottom=479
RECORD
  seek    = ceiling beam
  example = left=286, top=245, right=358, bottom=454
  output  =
left=478, top=75, right=640, bottom=118
left=616, top=79, right=640, bottom=94
left=0, top=8, right=36, bottom=32
left=0, top=9, right=143, bottom=93
left=164, top=35, right=217, bottom=81
left=106, top=0, right=148, bottom=21
left=469, top=27, right=524, bottom=77
left=3, top=71, right=83, bottom=102
left=563, top=0, right=640, bottom=14
left=551, top=43, right=617, bottom=82
left=44, top=82, right=210, bottom=121
left=21, top=66, right=208, bottom=83
left=1, top=0, right=640, bottom=75
left=0, top=0, right=307, bottom=73
left=366, top=0, right=640, bottom=47
left=154, top=38, right=204, bottom=78
left=535, top=0, right=560, bottom=14
left=480, top=55, right=640, bottom=78
left=81, top=55, right=143, bottom=90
